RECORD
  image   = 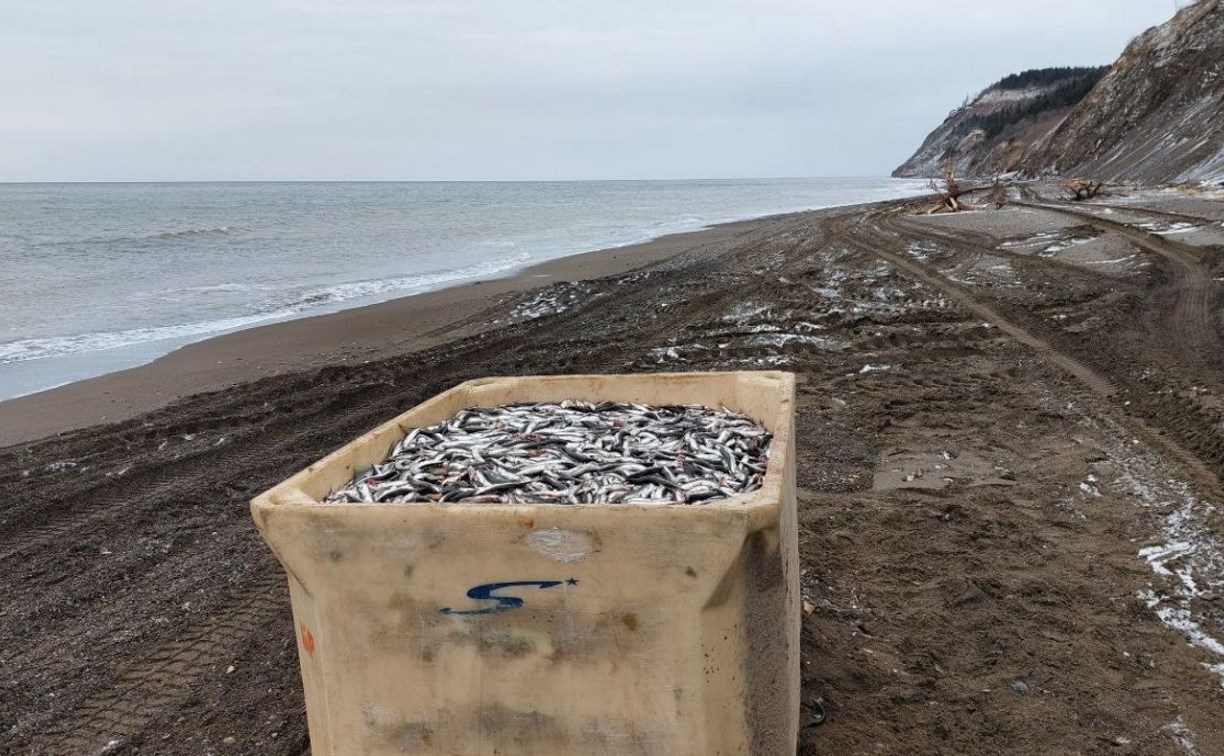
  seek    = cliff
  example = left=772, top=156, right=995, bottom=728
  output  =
left=892, top=67, right=1107, bottom=179
left=1020, top=0, right=1224, bottom=183
left=894, top=0, right=1224, bottom=184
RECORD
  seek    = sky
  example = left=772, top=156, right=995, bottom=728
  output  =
left=0, top=0, right=1186, bottom=182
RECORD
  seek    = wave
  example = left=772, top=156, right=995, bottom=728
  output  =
left=0, top=313, right=291, bottom=365
left=0, top=250, right=531, bottom=365
left=268, top=250, right=529, bottom=312
left=46, top=226, right=242, bottom=248
left=145, top=225, right=237, bottom=241
left=132, top=282, right=279, bottom=300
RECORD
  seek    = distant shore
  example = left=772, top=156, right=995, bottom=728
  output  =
left=0, top=213, right=778, bottom=447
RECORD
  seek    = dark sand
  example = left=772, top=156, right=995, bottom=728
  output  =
left=5, top=189, right=1224, bottom=755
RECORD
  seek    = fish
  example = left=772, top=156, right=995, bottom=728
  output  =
left=323, top=400, right=772, bottom=506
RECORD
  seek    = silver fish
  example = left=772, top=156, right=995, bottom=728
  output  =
left=324, top=400, right=772, bottom=506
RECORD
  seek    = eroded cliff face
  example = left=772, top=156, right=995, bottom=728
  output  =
left=892, top=69, right=1105, bottom=179
left=895, top=0, right=1224, bottom=184
left=1020, top=0, right=1224, bottom=183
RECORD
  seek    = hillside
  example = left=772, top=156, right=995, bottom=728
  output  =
left=1020, top=0, right=1224, bottom=183
left=892, top=67, right=1107, bottom=179
left=895, top=0, right=1224, bottom=184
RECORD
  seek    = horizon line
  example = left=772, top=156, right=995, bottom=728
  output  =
left=0, top=174, right=899, bottom=186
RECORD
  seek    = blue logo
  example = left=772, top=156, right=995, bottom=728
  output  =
left=440, top=578, right=579, bottom=616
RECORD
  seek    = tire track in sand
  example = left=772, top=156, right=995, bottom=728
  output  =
left=831, top=209, right=1117, bottom=398
left=856, top=203, right=1224, bottom=488
left=1018, top=201, right=1218, bottom=362
left=34, top=573, right=285, bottom=754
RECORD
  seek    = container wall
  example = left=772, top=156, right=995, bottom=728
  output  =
left=251, top=372, right=799, bottom=756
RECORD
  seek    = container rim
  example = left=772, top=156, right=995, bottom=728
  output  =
left=253, top=371, right=795, bottom=521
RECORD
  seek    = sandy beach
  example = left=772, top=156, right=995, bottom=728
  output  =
left=4, top=188, right=1224, bottom=754
left=0, top=215, right=773, bottom=448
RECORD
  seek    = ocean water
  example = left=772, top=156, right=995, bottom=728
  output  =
left=0, top=179, right=926, bottom=400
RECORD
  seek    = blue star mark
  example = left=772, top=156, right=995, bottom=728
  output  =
left=566, top=578, right=580, bottom=586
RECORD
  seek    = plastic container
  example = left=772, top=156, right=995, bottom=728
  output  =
left=251, top=371, right=799, bottom=755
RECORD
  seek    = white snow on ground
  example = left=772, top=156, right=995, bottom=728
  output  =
left=1002, top=230, right=1098, bottom=257
left=1138, top=221, right=1201, bottom=236
left=1001, top=230, right=1061, bottom=248
left=1067, top=407, right=1224, bottom=689
left=1079, top=474, right=1102, bottom=497
left=1082, top=255, right=1138, bottom=265
left=722, top=300, right=771, bottom=323
left=905, top=242, right=938, bottom=262
left=746, top=333, right=848, bottom=350
left=1041, top=237, right=1096, bottom=256
left=87, top=740, right=124, bottom=756
left=946, top=258, right=1020, bottom=288
left=857, top=364, right=893, bottom=374
left=1142, top=596, right=1224, bottom=658
left=1162, top=717, right=1203, bottom=756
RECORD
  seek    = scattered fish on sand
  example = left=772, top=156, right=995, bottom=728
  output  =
left=324, top=400, right=771, bottom=505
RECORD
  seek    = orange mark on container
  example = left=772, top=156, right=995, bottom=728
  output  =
left=300, top=622, right=316, bottom=656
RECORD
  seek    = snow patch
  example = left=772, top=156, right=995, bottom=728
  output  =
left=857, top=364, right=893, bottom=375
left=1070, top=408, right=1224, bottom=690
left=1161, top=716, right=1202, bottom=755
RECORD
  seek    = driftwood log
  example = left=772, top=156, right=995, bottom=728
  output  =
left=1064, top=178, right=1105, bottom=201
left=989, top=177, right=1008, bottom=209
left=926, top=159, right=972, bottom=214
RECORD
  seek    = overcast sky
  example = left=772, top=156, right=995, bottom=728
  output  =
left=1, top=0, right=1184, bottom=182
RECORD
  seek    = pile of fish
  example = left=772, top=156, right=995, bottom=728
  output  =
left=324, top=400, right=772, bottom=505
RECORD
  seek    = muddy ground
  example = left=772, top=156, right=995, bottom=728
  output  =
left=3, top=187, right=1224, bottom=754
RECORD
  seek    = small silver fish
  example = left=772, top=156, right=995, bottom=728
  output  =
left=325, top=401, right=771, bottom=506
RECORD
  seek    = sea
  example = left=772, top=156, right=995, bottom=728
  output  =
left=0, top=178, right=927, bottom=401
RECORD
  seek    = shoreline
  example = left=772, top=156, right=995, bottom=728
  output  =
left=1, top=178, right=930, bottom=405
left=0, top=212, right=782, bottom=447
